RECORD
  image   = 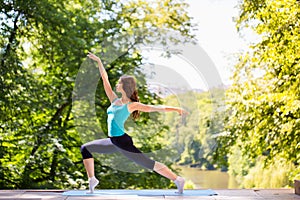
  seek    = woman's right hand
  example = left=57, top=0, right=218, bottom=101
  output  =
left=87, top=52, right=101, bottom=63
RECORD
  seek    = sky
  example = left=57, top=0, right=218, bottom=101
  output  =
left=186, top=0, right=243, bottom=84
left=142, top=0, right=257, bottom=90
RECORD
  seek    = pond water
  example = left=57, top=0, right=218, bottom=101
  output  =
left=175, top=165, right=239, bottom=189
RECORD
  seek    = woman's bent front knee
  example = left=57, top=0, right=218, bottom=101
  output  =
left=80, top=145, right=93, bottom=159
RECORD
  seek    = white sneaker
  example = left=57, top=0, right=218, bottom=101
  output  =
left=174, top=176, right=185, bottom=194
left=87, top=176, right=99, bottom=194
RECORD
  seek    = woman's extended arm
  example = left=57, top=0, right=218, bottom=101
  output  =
left=87, top=52, right=118, bottom=102
left=129, top=102, right=188, bottom=116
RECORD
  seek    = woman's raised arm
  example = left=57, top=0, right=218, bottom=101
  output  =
left=87, top=52, right=118, bottom=103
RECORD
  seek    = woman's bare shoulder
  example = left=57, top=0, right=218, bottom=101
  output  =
left=128, top=102, right=152, bottom=113
left=128, top=102, right=138, bottom=112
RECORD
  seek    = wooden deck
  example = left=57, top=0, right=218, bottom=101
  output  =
left=0, top=189, right=299, bottom=200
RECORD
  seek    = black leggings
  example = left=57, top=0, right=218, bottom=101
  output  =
left=80, top=133, right=155, bottom=170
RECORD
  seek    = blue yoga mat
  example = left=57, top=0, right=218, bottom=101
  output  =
left=63, top=189, right=218, bottom=196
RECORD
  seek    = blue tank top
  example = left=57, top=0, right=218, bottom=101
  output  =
left=107, top=98, right=131, bottom=137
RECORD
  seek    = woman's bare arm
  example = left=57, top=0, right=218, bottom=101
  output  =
left=129, top=102, right=188, bottom=116
left=87, top=52, right=118, bottom=102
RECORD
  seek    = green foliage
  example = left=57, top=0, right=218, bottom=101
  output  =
left=0, top=0, right=194, bottom=189
left=184, top=180, right=196, bottom=189
left=242, top=156, right=294, bottom=188
left=163, top=88, right=226, bottom=170
left=228, top=149, right=295, bottom=188
left=219, top=0, right=300, bottom=188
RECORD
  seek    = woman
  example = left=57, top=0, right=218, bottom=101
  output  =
left=80, top=52, right=187, bottom=194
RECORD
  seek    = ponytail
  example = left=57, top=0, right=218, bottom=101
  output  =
left=130, top=90, right=140, bottom=120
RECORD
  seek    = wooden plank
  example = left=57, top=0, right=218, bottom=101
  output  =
left=0, top=189, right=298, bottom=200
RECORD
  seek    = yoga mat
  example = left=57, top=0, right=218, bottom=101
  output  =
left=63, top=189, right=218, bottom=196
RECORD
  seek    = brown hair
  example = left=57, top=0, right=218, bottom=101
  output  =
left=120, top=75, right=140, bottom=120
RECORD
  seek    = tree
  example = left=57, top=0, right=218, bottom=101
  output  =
left=0, top=0, right=195, bottom=189
left=163, top=89, right=226, bottom=170
left=218, top=0, right=300, bottom=187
